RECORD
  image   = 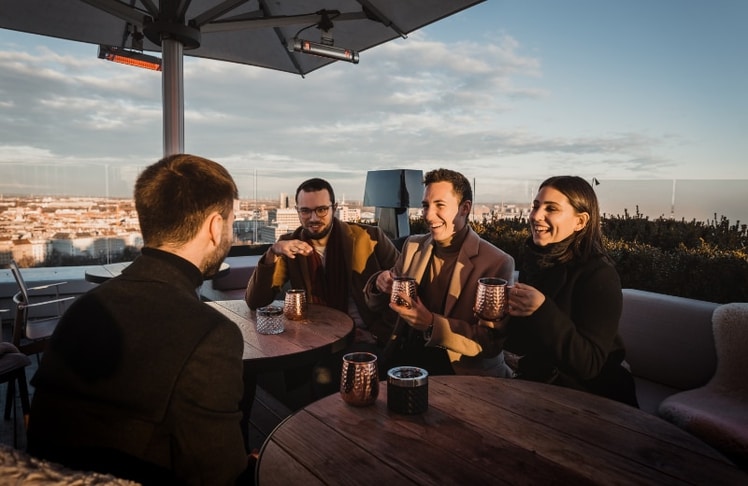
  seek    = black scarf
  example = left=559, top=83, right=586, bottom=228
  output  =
left=301, top=218, right=348, bottom=313
left=521, top=234, right=576, bottom=286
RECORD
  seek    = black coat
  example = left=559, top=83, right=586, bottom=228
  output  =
left=504, top=256, right=638, bottom=406
left=28, top=249, right=248, bottom=485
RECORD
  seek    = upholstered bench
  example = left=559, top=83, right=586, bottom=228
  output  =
left=618, top=289, right=720, bottom=414
left=658, top=302, right=748, bottom=469
left=619, top=290, right=748, bottom=468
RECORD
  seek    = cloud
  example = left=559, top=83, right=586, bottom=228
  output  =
left=0, top=27, right=716, bottom=199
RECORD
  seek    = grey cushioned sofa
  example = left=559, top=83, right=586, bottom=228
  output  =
left=618, top=288, right=721, bottom=415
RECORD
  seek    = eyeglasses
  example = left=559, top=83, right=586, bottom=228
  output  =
left=296, top=205, right=334, bottom=218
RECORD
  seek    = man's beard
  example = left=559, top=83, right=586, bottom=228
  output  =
left=302, top=221, right=333, bottom=240
left=203, top=228, right=232, bottom=278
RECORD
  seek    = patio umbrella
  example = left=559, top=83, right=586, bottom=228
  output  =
left=0, top=0, right=483, bottom=156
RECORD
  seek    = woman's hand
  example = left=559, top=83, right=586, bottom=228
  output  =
left=389, top=294, right=433, bottom=332
left=507, top=282, right=545, bottom=317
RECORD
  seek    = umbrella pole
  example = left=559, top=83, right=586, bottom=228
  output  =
left=162, top=38, right=184, bottom=156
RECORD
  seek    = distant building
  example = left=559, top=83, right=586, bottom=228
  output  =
left=50, top=232, right=90, bottom=259
left=9, top=238, right=45, bottom=265
left=0, top=237, right=11, bottom=265
left=492, top=203, right=527, bottom=220
left=275, top=208, right=299, bottom=229
left=259, top=225, right=293, bottom=243
left=360, top=211, right=375, bottom=223
left=48, top=231, right=137, bottom=261
left=336, top=205, right=360, bottom=222
left=470, top=204, right=492, bottom=222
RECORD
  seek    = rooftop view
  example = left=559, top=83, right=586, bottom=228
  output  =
left=1, top=2, right=746, bottom=200
left=0, top=1, right=746, bottom=482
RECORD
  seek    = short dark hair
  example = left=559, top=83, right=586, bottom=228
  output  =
left=423, top=168, right=472, bottom=203
left=295, top=178, right=336, bottom=205
left=135, top=154, right=238, bottom=247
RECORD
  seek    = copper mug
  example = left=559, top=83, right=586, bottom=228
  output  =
left=391, top=276, right=417, bottom=308
left=340, top=352, right=379, bottom=406
left=284, top=289, right=307, bottom=320
left=474, top=277, right=509, bottom=321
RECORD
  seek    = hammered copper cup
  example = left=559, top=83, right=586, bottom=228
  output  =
left=340, top=352, right=379, bottom=406
left=474, top=277, right=509, bottom=320
left=284, top=289, right=307, bottom=320
left=391, top=276, right=417, bottom=308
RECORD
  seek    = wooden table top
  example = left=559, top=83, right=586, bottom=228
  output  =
left=256, top=375, right=746, bottom=485
left=206, top=299, right=354, bottom=370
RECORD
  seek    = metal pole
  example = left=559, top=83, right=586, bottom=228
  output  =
left=162, top=38, right=184, bottom=156
left=472, top=177, right=476, bottom=222
left=254, top=169, right=258, bottom=243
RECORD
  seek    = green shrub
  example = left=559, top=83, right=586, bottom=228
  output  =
left=603, top=209, right=747, bottom=251
left=410, top=214, right=748, bottom=303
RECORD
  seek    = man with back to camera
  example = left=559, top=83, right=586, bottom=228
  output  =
left=245, top=177, right=400, bottom=393
left=27, top=154, right=253, bottom=485
left=365, top=168, right=515, bottom=376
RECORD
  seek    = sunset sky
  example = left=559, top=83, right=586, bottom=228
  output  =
left=1, top=1, right=746, bottom=214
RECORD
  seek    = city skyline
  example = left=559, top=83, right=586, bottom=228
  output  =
left=2, top=177, right=746, bottom=226
left=1, top=1, right=746, bottom=204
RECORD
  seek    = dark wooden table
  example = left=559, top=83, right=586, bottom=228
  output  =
left=206, top=300, right=354, bottom=370
left=206, top=299, right=355, bottom=451
left=256, top=375, right=747, bottom=485
left=84, top=261, right=229, bottom=283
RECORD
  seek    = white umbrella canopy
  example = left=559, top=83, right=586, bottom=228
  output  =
left=0, top=0, right=483, bottom=155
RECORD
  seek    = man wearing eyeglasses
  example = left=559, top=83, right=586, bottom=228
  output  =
left=245, top=178, right=400, bottom=391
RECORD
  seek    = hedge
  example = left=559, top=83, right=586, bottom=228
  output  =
left=411, top=214, right=748, bottom=304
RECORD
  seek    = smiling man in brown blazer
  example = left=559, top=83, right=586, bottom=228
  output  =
left=366, top=168, right=515, bottom=376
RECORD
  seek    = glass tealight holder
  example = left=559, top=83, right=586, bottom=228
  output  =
left=256, top=305, right=285, bottom=335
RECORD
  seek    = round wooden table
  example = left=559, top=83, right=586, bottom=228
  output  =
left=206, top=300, right=354, bottom=369
left=207, top=299, right=356, bottom=452
left=256, top=375, right=747, bottom=485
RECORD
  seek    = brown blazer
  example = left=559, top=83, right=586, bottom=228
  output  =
left=366, top=227, right=515, bottom=375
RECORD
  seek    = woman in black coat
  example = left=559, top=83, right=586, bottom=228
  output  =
left=501, top=176, right=638, bottom=406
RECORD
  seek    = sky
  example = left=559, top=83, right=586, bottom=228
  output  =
left=1, top=1, right=746, bottom=220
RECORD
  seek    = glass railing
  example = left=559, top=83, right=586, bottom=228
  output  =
left=2, top=162, right=745, bottom=269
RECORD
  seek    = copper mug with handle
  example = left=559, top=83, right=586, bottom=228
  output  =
left=390, top=276, right=417, bottom=308
left=474, top=277, right=510, bottom=321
